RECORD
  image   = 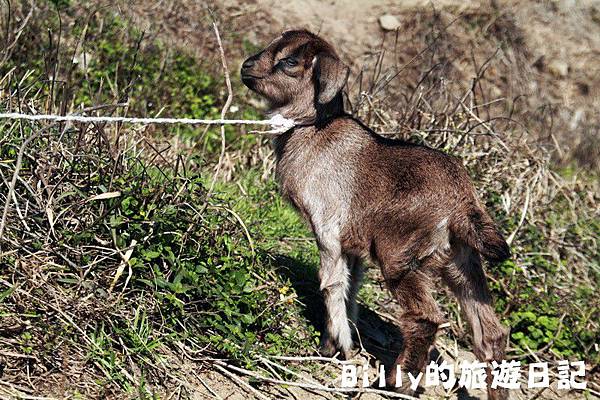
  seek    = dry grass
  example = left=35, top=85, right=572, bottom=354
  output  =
left=344, top=7, right=599, bottom=386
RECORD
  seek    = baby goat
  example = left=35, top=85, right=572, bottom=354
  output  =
left=242, top=30, right=510, bottom=399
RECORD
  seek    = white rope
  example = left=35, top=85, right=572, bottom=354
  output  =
left=0, top=112, right=295, bottom=133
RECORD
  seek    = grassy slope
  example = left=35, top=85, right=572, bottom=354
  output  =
left=0, top=3, right=317, bottom=397
left=0, top=1, right=598, bottom=398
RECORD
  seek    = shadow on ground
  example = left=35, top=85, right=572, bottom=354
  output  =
left=271, top=254, right=404, bottom=367
left=271, top=253, right=484, bottom=399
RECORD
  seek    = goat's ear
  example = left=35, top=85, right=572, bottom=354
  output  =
left=315, top=54, right=349, bottom=104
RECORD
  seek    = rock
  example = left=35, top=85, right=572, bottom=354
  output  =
left=379, top=14, right=400, bottom=31
left=548, top=60, right=569, bottom=78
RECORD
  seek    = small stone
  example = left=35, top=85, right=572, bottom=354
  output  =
left=379, top=14, right=400, bottom=31
left=548, top=60, right=569, bottom=78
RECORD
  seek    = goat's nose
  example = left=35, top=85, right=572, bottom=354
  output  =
left=242, top=58, right=255, bottom=70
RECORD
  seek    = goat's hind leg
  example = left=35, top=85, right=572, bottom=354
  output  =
left=443, top=247, right=509, bottom=400
left=384, top=266, right=445, bottom=389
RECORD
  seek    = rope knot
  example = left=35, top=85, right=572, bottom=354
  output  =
left=268, top=114, right=295, bottom=133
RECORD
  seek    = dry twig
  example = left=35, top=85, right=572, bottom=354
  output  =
left=207, top=21, right=233, bottom=196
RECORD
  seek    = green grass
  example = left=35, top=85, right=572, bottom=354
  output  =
left=486, top=187, right=599, bottom=363
left=0, top=130, right=320, bottom=394
left=0, top=3, right=317, bottom=395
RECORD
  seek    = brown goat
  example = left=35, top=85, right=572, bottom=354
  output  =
left=242, top=30, right=510, bottom=399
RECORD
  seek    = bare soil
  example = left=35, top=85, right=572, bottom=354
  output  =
left=251, top=0, right=600, bottom=168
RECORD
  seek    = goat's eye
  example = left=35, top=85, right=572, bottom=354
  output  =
left=281, top=57, right=299, bottom=67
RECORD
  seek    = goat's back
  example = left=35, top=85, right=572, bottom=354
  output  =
left=274, top=116, right=509, bottom=265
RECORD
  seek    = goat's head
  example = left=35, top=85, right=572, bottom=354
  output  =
left=241, top=30, right=349, bottom=123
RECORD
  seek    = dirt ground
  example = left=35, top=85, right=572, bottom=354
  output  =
left=253, top=0, right=600, bottom=166
left=126, top=0, right=600, bottom=169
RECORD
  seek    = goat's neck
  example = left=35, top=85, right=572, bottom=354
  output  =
left=267, top=99, right=317, bottom=125
left=268, top=93, right=345, bottom=126
left=271, top=123, right=319, bottom=203
left=272, top=124, right=316, bottom=158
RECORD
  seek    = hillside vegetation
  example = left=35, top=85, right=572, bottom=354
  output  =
left=0, top=1, right=598, bottom=399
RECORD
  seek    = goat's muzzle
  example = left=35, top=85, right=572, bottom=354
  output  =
left=241, top=56, right=261, bottom=89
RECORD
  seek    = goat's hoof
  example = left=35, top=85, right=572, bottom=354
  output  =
left=387, top=381, right=424, bottom=397
left=382, top=379, right=420, bottom=397
left=338, top=347, right=360, bottom=361
left=319, top=337, right=339, bottom=358
left=385, top=365, right=426, bottom=396
left=487, top=387, right=509, bottom=400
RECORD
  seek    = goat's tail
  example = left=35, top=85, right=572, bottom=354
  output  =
left=450, top=206, right=511, bottom=264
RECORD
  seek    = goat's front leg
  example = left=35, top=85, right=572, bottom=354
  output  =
left=318, top=245, right=353, bottom=359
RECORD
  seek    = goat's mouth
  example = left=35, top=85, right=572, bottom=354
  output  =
left=241, top=73, right=263, bottom=80
left=241, top=73, right=264, bottom=88
left=241, top=73, right=263, bottom=79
